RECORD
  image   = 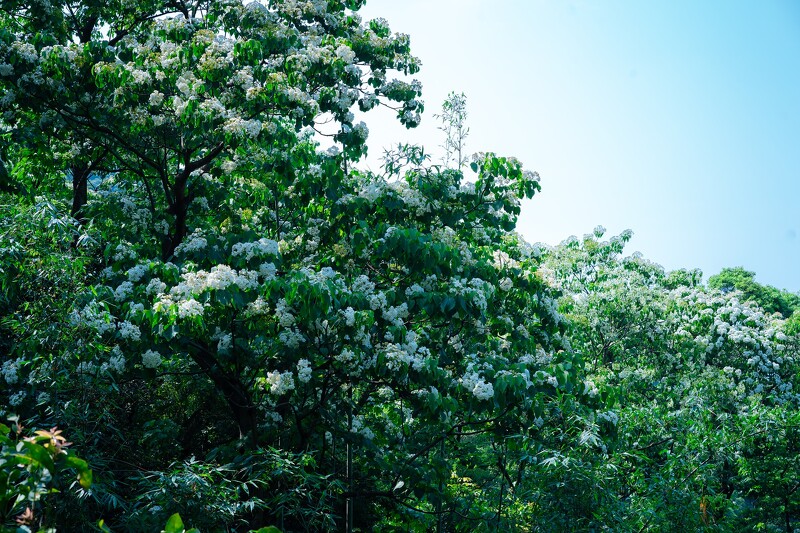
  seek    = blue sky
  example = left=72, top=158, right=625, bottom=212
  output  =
left=355, top=0, right=800, bottom=292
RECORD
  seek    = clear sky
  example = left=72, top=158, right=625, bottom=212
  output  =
left=354, top=0, right=800, bottom=292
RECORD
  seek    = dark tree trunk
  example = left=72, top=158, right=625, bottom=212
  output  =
left=188, top=346, right=258, bottom=445
left=162, top=171, right=190, bottom=260
left=70, top=164, right=90, bottom=224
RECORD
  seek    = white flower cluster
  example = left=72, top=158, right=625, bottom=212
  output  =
left=386, top=181, right=434, bottom=216
left=461, top=371, right=495, bottom=401
left=275, top=299, right=295, bottom=328
left=142, top=349, right=162, bottom=368
left=231, top=238, right=279, bottom=261
left=335, top=43, right=355, bottom=63
left=114, top=281, right=134, bottom=301
left=104, top=346, right=127, bottom=374
left=173, top=232, right=207, bottom=255
left=118, top=320, right=141, bottom=341
left=9, top=390, right=26, bottom=407
left=70, top=302, right=115, bottom=335
left=265, top=370, right=295, bottom=396
left=673, top=288, right=796, bottom=403
left=216, top=332, right=233, bottom=353
left=384, top=338, right=428, bottom=373
left=223, top=117, right=262, bottom=139
left=342, top=306, right=356, bottom=326
left=404, top=284, right=424, bottom=298
left=382, top=303, right=408, bottom=328
left=358, top=181, right=385, bottom=203
left=127, top=264, right=149, bottom=282
left=493, top=250, right=519, bottom=270
left=498, top=277, right=513, bottom=292
left=259, top=262, right=277, bottom=280
left=597, top=411, right=619, bottom=426
left=246, top=297, right=270, bottom=316
left=178, top=299, right=204, bottom=318
left=149, top=90, right=165, bottom=107
left=2, top=359, right=20, bottom=384
left=146, top=278, right=167, bottom=296
left=155, top=262, right=272, bottom=318
left=351, top=415, right=375, bottom=440
left=113, top=243, right=137, bottom=262
left=297, top=359, right=312, bottom=383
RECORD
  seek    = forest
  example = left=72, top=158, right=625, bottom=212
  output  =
left=1, top=0, right=799, bottom=531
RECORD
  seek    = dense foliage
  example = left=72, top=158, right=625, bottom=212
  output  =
left=1, top=1, right=798, bottom=531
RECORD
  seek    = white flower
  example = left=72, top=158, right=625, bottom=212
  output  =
left=276, top=299, right=295, bottom=328
left=335, top=44, right=355, bottom=63
left=9, top=390, right=26, bottom=407
left=146, top=278, right=167, bottom=296
left=118, top=321, right=141, bottom=341
left=224, top=117, right=261, bottom=138
left=259, top=262, right=277, bottom=280
left=278, top=328, right=305, bottom=348
left=352, top=275, right=375, bottom=295
left=127, top=264, right=148, bottom=282
left=142, top=349, right=162, bottom=368
left=232, top=238, right=279, bottom=261
left=174, top=232, right=207, bottom=255
left=342, top=307, right=356, bottom=327
left=493, top=250, right=518, bottom=270
left=109, top=346, right=127, bottom=373
left=246, top=297, right=270, bottom=316
left=2, top=359, right=19, bottom=384
left=113, top=243, right=136, bottom=262
left=114, top=281, right=134, bottom=301
left=597, top=411, right=619, bottom=426
left=405, top=284, right=424, bottom=298
left=149, top=91, right=164, bottom=106
left=498, top=277, right=513, bottom=292
left=206, top=264, right=237, bottom=290
left=265, top=371, right=295, bottom=395
left=472, top=379, right=494, bottom=401
left=297, top=359, right=312, bottom=383
left=351, top=416, right=375, bottom=440
left=217, top=334, right=232, bottom=353
left=335, top=348, right=356, bottom=365
left=178, top=299, right=204, bottom=318
left=382, top=303, right=408, bottom=328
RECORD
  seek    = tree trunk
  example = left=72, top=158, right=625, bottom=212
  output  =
left=163, top=178, right=189, bottom=260
left=188, top=346, right=258, bottom=445
left=70, top=164, right=90, bottom=224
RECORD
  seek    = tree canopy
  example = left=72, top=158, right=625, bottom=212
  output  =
left=0, top=1, right=798, bottom=532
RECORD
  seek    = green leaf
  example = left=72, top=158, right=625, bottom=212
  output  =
left=20, top=441, right=55, bottom=473
left=164, top=513, right=185, bottom=533
left=78, top=468, right=93, bottom=489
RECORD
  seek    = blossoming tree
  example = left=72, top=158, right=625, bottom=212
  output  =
left=542, top=228, right=800, bottom=531
left=0, top=1, right=594, bottom=529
